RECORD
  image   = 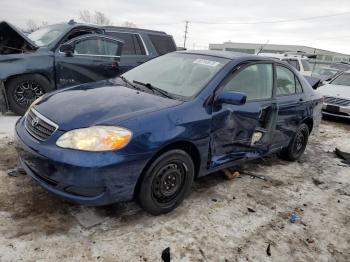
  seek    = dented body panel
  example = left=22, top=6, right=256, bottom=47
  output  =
left=15, top=51, right=323, bottom=206
left=0, top=21, right=177, bottom=113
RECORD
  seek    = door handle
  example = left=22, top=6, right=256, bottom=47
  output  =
left=299, top=98, right=304, bottom=102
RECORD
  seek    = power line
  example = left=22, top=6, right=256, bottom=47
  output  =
left=183, top=21, right=189, bottom=48
left=190, top=11, right=350, bottom=25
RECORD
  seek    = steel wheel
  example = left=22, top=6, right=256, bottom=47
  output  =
left=279, top=123, right=310, bottom=161
left=152, top=162, right=187, bottom=204
left=138, top=149, right=195, bottom=215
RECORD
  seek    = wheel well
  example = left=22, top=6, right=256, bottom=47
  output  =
left=302, top=117, right=313, bottom=133
left=4, top=73, right=53, bottom=110
left=5, top=73, right=52, bottom=85
left=133, top=141, right=201, bottom=199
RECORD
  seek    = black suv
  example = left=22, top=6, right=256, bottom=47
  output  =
left=0, top=20, right=177, bottom=114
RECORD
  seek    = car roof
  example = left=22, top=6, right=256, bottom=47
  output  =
left=68, top=22, right=168, bottom=35
left=102, top=26, right=168, bottom=35
left=177, top=50, right=265, bottom=60
left=50, top=21, right=169, bottom=35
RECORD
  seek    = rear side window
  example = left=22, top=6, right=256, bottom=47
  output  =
left=276, top=66, right=300, bottom=96
left=284, top=59, right=300, bottom=71
left=223, top=63, right=273, bottom=101
left=148, top=34, right=176, bottom=55
left=107, top=32, right=146, bottom=55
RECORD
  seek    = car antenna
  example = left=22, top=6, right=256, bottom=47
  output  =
left=256, top=40, right=270, bottom=55
left=68, top=19, right=76, bottom=25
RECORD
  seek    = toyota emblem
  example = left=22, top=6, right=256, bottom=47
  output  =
left=31, top=117, right=40, bottom=127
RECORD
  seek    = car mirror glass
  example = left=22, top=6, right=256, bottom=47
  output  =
left=216, top=91, right=247, bottom=106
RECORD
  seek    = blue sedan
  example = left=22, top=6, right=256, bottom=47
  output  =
left=15, top=51, right=322, bottom=215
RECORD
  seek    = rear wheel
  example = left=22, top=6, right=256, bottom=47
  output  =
left=137, top=150, right=194, bottom=215
left=279, top=123, right=309, bottom=161
left=6, top=74, right=52, bottom=115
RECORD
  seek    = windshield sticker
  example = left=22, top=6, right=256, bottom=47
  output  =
left=193, top=59, right=220, bottom=67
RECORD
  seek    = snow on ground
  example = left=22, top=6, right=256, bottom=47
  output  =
left=0, top=113, right=20, bottom=139
left=0, top=115, right=349, bottom=261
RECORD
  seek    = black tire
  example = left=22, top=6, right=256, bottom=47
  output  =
left=137, top=150, right=195, bottom=215
left=6, top=74, right=53, bottom=115
left=279, top=123, right=310, bottom=161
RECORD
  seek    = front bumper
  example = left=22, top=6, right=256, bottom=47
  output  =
left=15, top=117, right=154, bottom=206
left=322, top=103, right=350, bottom=119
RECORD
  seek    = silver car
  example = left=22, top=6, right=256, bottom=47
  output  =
left=317, top=71, right=350, bottom=118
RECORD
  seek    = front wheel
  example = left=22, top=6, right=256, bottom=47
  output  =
left=6, top=74, right=53, bottom=115
left=137, top=150, right=194, bottom=215
left=279, top=123, right=310, bottom=161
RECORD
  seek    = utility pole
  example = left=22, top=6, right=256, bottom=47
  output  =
left=183, top=21, right=189, bottom=48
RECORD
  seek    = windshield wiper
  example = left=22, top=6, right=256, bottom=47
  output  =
left=133, top=80, right=174, bottom=99
left=120, top=76, right=141, bottom=91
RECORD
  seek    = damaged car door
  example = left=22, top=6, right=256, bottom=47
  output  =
left=55, top=35, right=124, bottom=88
left=210, top=62, right=277, bottom=167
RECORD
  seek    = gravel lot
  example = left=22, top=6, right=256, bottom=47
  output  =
left=0, top=116, right=349, bottom=262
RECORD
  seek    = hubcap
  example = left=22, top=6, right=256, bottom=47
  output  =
left=152, top=162, right=186, bottom=203
left=14, top=81, right=44, bottom=106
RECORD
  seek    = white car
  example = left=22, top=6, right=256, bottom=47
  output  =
left=259, top=53, right=312, bottom=76
left=317, top=71, right=350, bottom=118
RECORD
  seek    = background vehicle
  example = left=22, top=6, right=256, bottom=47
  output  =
left=318, top=70, right=350, bottom=118
left=15, top=51, right=322, bottom=215
left=259, top=52, right=313, bottom=76
left=311, top=66, right=341, bottom=82
left=0, top=20, right=177, bottom=115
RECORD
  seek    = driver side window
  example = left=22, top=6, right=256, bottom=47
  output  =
left=74, top=38, right=119, bottom=57
left=223, top=63, right=273, bottom=101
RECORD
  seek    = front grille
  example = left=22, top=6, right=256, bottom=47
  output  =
left=324, top=96, right=350, bottom=106
left=25, top=109, right=58, bottom=141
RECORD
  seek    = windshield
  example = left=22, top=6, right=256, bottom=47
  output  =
left=331, top=73, right=350, bottom=86
left=313, top=68, right=338, bottom=77
left=301, top=60, right=312, bottom=71
left=28, top=24, right=69, bottom=46
left=122, top=53, right=229, bottom=99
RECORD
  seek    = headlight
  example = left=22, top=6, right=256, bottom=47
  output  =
left=56, top=126, right=132, bottom=151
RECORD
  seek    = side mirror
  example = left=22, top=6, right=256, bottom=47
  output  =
left=216, top=91, right=247, bottom=106
left=60, top=43, right=74, bottom=56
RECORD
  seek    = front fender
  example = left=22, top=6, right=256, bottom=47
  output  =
left=0, top=52, right=55, bottom=87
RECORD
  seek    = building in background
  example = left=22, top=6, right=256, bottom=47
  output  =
left=209, top=42, right=350, bottom=62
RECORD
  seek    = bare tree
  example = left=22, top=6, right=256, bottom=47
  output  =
left=26, top=20, right=39, bottom=33
left=24, top=20, right=49, bottom=33
left=41, top=21, right=49, bottom=27
left=79, top=10, right=92, bottom=23
left=121, top=21, right=137, bottom=28
left=78, top=10, right=112, bottom=25
left=94, top=11, right=112, bottom=25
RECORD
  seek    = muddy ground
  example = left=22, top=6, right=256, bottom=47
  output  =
left=0, top=118, right=349, bottom=262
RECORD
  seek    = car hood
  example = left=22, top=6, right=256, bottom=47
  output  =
left=35, top=80, right=183, bottom=131
left=317, top=84, right=350, bottom=99
left=0, top=21, right=38, bottom=55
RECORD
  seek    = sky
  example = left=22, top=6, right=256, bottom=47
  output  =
left=1, top=0, right=350, bottom=54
